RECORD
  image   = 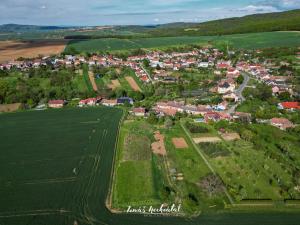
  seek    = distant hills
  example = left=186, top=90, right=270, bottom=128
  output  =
left=0, top=9, right=299, bottom=38
left=0, top=24, right=71, bottom=33
left=149, top=9, right=300, bottom=36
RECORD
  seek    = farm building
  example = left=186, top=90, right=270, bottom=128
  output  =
left=132, top=107, right=146, bottom=117
left=101, top=99, right=118, bottom=107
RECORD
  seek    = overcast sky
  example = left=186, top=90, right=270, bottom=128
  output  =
left=0, top=0, right=299, bottom=26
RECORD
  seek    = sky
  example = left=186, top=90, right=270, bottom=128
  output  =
left=0, top=0, right=299, bottom=26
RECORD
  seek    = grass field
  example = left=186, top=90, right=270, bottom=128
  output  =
left=0, top=107, right=123, bottom=225
left=65, top=32, right=300, bottom=53
left=112, top=119, right=228, bottom=214
left=112, top=120, right=163, bottom=208
left=183, top=119, right=300, bottom=203
left=82, top=64, right=94, bottom=92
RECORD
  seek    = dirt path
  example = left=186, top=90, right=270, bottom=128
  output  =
left=88, top=71, right=98, bottom=92
left=125, top=76, right=141, bottom=92
left=180, top=121, right=234, bottom=204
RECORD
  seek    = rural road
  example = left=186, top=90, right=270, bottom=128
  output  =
left=227, top=72, right=250, bottom=114
left=140, top=64, right=153, bottom=83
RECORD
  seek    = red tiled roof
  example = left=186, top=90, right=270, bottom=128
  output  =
left=133, top=108, right=146, bottom=113
left=281, top=102, right=300, bottom=109
left=271, top=118, right=292, bottom=125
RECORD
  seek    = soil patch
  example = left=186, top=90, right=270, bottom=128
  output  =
left=172, top=138, right=188, bottom=149
left=151, top=131, right=166, bottom=156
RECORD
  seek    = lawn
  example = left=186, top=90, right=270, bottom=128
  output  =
left=112, top=119, right=163, bottom=208
left=0, top=107, right=123, bottom=225
left=65, top=32, right=300, bottom=53
left=82, top=64, right=94, bottom=91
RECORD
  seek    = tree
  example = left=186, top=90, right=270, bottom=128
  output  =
left=147, top=113, right=158, bottom=124
left=0, top=79, right=9, bottom=103
left=240, top=129, right=254, bottom=141
left=143, top=59, right=150, bottom=68
left=236, top=75, right=244, bottom=84
left=198, top=173, right=225, bottom=197
left=278, top=91, right=291, bottom=101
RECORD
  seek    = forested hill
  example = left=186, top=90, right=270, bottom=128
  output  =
left=148, top=9, right=300, bottom=36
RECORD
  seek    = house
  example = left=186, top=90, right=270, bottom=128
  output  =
left=204, top=112, right=222, bottom=122
left=278, top=102, right=300, bottom=111
left=218, top=81, right=235, bottom=94
left=204, top=112, right=231, bottom=123
left=270, top=118, right=294, bottom=130
left=213, top=101, right=228, bottom=111
left=226, top=68, right=240, bottom=78
left=48, top=100, right=65, bottom=108
left=132, top=107, right=146, bottom=117
left=101, top=99, right=118, bottom=107
left=79, top=97, right=101, bottom=107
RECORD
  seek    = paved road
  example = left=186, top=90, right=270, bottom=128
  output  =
left=227, top=72, right=250, bottom=114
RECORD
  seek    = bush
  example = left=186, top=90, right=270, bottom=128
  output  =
left=199, top=143, right=230, bottom=158
left=185, top=121, right=209, bottom=133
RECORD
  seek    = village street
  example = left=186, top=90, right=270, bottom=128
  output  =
left=227, top=72, right=250, bottom=114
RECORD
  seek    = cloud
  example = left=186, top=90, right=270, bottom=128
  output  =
left=255, top=0, right=300, bottom=10
left=0, top=0, right=299, bottom=26
left=237, top=5, right=279, bottom=13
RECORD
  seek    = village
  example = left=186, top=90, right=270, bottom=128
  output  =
left=0, top=47, right=299, bottom=130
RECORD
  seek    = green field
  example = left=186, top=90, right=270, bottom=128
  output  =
left=112, top=120, right=162, bottom=208
left=183, top=119, right=300, bottom=204
left=112, top=119, right=227, bottom=214
left=0, top=107, right=123, bottom=225
left=65, top=32, right=300, bottom=53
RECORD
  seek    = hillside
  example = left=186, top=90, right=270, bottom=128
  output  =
left=0, top=9, right=299, bottom=40
left=149, top=9, right=300, bottom=36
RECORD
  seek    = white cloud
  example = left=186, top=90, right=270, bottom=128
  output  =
left=237, top=5, right=279, bottom=13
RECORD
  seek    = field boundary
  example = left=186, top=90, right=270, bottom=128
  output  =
left=105, top=109, right=126, bottom=213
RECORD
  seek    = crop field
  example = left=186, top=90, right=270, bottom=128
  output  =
left=0, top=107, right=123, bottom=225
left=0, top=40, right=67, bottom=63
left=65, top=32, right=300, bottom=53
